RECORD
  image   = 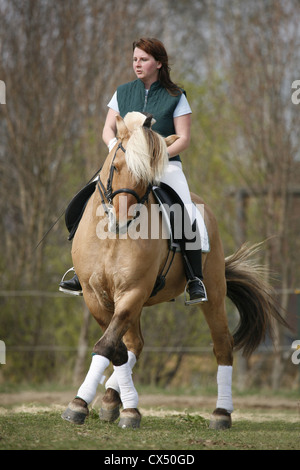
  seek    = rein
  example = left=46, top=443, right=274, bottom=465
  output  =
left=97, top=141, right=152, bottom=223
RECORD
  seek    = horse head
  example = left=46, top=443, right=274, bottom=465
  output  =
left=98, top=112, right=178, bottom=233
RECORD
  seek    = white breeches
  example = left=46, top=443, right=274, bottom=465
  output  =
left=160, top=161, right=199, bottom=227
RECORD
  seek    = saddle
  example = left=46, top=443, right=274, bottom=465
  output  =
left=65, top=181, right=209, bottom=252
left=65, top=181, right=97, bottom=240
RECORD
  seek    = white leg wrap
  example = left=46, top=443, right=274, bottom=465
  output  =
left=76, top=354, right=110, bottom=405
left=113, top=360, right=138, bottom=409
left=105, top=351, right=136, bottom=393
left=216, top=365, right=234, bottom=413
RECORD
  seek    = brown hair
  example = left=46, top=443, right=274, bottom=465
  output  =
left=132, top=37, right=182, bottom=96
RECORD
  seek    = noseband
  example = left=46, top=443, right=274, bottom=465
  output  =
left=97, top=141, right=152, bottom=223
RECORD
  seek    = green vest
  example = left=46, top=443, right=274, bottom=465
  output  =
left=117, top=79, right=183, bottom=161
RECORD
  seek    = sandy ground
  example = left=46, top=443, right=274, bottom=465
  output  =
left=0, top=390, right=299, bottom=422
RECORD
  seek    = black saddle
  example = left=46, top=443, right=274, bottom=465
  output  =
left=65, top=181, right=97, bottom=240
left=65, top=181, right=187, bottom=244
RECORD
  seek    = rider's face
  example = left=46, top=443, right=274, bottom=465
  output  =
left=133, top=47, right=161, bottom=87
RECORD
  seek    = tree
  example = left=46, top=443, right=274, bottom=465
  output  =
left=0, top=0, right=164, bottom=383
left=217, top=1, right=300, bottom=388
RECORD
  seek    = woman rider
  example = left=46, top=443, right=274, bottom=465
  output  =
left=59, top=37, right=207, bottom=304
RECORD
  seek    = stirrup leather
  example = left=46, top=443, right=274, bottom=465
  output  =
left=184, top=277, right=208, bottom=305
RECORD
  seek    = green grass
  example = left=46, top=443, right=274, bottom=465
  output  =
left=0, top=385, right=299, bottom=450
left=0, top=407, right=298, bottom=451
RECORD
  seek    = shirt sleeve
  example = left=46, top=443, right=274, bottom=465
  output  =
left=173, top=93, right=192, bottom=118
left=107, top=91, right=119, bottom=112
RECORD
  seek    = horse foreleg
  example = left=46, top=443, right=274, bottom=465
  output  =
left=61, top=353, right=110, bottom=424
left=100, top=350, right=136, bottom=422
left=202, top=300, right=234, bottom=429
left=61, top=336, right=132, bottom=425
left=61, top=314, right=129, bottom=426
left=100, top=319, right=144, bottom=423
left=62, top=292, right=144, bottom=427
left=104, top=350, right=137, bottom=394
left=94, top=297, right=144, bottom=428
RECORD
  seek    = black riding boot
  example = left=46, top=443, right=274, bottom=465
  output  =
left=59, top=268, right=83, bottom=296
left=181, top=220, right=208, bottom=305
left=182, top=248, right=208, bottom=305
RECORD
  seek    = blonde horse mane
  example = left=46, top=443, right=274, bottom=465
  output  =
left=123, top=112, right=169, bottom=185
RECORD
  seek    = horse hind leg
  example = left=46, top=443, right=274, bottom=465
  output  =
left=209, top=365, right=233, bottom=430
left=202, top=298, right=234, bottom=430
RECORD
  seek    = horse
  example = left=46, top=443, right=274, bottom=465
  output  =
left=61, top=111, right=287, bottom=429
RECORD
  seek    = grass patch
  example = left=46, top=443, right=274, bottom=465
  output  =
left=0, top=407, right=298, bottom=451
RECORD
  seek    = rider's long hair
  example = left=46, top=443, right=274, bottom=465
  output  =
left=132, top=37, right=182, bottom=96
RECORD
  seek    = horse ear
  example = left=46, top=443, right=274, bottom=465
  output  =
left=165, top=134, right=179, bottom=147
left=143, top=114, right=153, bottom=129
left=116, top=115, right=128, bottom=139
left=142, top=113, right=156, bottom=129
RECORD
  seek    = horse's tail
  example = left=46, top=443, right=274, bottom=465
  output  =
left=225, top=242, right=289, bottom=357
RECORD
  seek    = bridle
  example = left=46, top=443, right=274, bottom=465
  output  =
left=97, top=140, right=152, bottom=226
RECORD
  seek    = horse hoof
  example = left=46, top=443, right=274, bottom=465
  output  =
left=99, top=405, right=120, bottom=422
left=61, top=400, right=89, bottom=425
left=100, top=388, right=122, bottom=422
left=118, top=409, right=141, bottom=429
left=209, top=408, right=232, bottom=430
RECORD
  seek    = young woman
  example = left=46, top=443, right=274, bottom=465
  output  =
left=59, top=37, right=207, bottom=304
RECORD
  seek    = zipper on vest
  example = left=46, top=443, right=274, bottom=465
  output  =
left=142, top=90, right=148, bottom=112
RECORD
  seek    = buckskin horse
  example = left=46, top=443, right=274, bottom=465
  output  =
left=61, top=111, right=287, bottom=429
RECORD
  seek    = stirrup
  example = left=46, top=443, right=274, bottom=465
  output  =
left=59, top=267, right=83, bottom=296
left=184, top=278, right=208, bottom=306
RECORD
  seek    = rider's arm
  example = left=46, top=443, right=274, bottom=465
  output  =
left=102, top=107, right=120, bottom=149
left=166, top=113, right=191, bottom=158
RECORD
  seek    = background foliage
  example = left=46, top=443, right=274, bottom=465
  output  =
left=0, top=0, right=299, bottom=390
